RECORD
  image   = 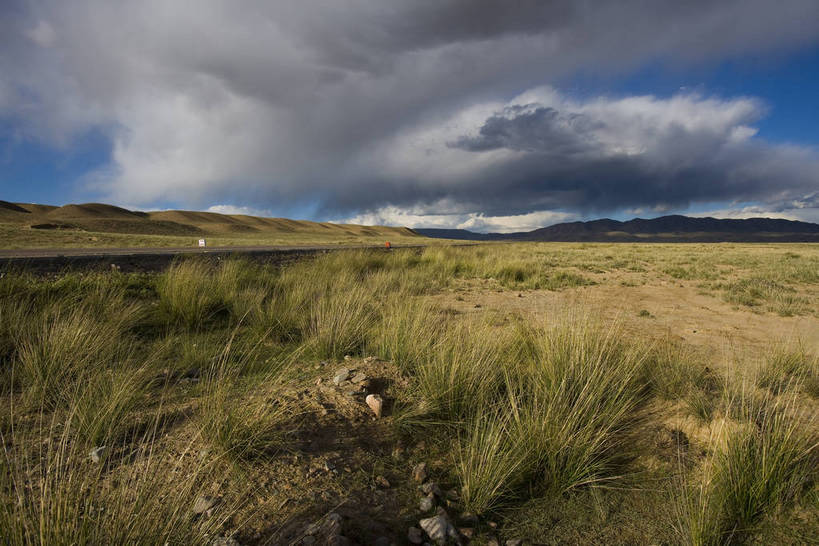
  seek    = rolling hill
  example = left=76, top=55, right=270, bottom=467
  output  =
left=0, top=201, right=421, bottom=248
left=417, top=215, right=819, bottom=242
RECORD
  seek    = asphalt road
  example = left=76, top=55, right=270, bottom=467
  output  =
left=0, top=244, right=426, bottom=273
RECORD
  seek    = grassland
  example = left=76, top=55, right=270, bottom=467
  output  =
left=1, top=243, right=817, bottom=544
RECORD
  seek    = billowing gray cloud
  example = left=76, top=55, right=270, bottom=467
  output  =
left=451, top=106, right=603, bottom=154
left=1, top=0, right=819, bottom=228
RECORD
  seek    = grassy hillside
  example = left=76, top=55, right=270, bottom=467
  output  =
left=1, top=243, right=817, bottom=544
left=0, top=201, right=423, bottom=249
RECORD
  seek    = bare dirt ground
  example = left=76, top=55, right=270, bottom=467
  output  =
left=434, top=271, right=819, bottom=366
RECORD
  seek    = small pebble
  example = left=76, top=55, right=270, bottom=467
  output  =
left=366, top=394, right=383, bottom=418
left=89, top=446, right=107, bottom=464
left=192, top=496, right=217, bottom=515
left=412, top=462, right=428, bottom=483
left=333, top=368, right=350, bottom=384
left=419, top=494, right=435, bottom=512
left=407, top=527, right=424, bottom=544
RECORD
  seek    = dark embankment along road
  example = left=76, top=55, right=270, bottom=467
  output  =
left=0, top=244, right=427, bottom=274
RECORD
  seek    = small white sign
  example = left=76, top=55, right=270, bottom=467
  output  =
left=198, top=239, right=206, bottom=247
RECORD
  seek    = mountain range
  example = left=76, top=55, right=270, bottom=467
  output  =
left=416, top=215, right=819, bottom=242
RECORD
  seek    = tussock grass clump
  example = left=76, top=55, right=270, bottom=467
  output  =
left=71, top=366, right=152, bottom=446
left=198, top=340, right=295, bottom=461
left=0, top=413, right=239, bottom=545
left=493, top=263, right=591, bottom=290
left=0, top=301, right=28, bottom=383
left=157, top=260, right=226, bottom=328
left=756, top=346, right=818, bottom=396
left=199, top=378, right=294, bottom=462
left=644, top=340, right=708, bottom=399
left=305, top=272, right=378, bottom=359
left=456, top=411, right=530, bottom=514
left=367, top=295, right=443, bottom=372
left=514, top=319, right=650, bottom=495
left=455, top=317, right=651, bottom=514
left=676, top=389, right=817, bottom=544
left=724, top=277, right=808, bottom=316
left=414, top=317, right=512, bottom=421
left=686, top=387, right=718, bottom=422
left=645, top=340, right=722, bottom=421
left=14, top=299, right=141, bottom=409
left=158, top=258, right=279, bottom=329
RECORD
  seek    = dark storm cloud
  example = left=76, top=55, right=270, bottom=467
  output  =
left=433, top=96, right=819, bottom=216
left=451, top=106, right=603, bottom=154
left=1, top=0, right=819, bottom=226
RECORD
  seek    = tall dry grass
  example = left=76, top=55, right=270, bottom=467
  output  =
left=675, top=382, right=817, bottom=544
left=0, top=408, right=241, bottom=545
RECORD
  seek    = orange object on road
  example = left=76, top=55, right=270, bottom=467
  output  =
left=385, top=241, right=391, bottom=249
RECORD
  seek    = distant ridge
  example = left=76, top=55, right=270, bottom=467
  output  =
left=417, top=215, right=819, bottom=242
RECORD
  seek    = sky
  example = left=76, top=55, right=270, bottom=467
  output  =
left=1, top=1, right=819, bottom=232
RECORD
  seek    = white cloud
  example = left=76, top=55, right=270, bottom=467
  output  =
left=340, top=205, right=575, bottom=232
left=206, top=204, right=273, bottom=217
left=689, top=193, right=819, bottom=224
left=25, top=21, right=56, bottom=48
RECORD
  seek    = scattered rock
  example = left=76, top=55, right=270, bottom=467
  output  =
left=458, top=527, right=474, bottom=539
left=457, top=513, right=478, bottom=526
left=486, top=537, right=500, bottom=546
left=333, top=368, right=350, bottom=385
left=407, top=527, right=424, bottom=544
left=375, top=475, right=391, bottom=488
left=412, top=462, right=428, bottom=483
left=419, top=494, right=435, bottom=512
left=421, top=481, right=442, bottom=497
left=88, top=446, right=107, bottom=463
left=351, top=372, right=367, bottom=383
left=301, top=536, right=316, bottom=545
left=366, top=394, right=383, bottom=418
left=446, top=489, right=460, bottom=501
left=344, top=355, right=352, bottom=361
left=364, top=356, right=377, bottom=363
left=192, top=495, right=217, bottom=515
left=305, top=512, right=343, bottom=540
left=419, top=515, right=457, bottom=545
left=506, top=540, right=523, bottom=546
